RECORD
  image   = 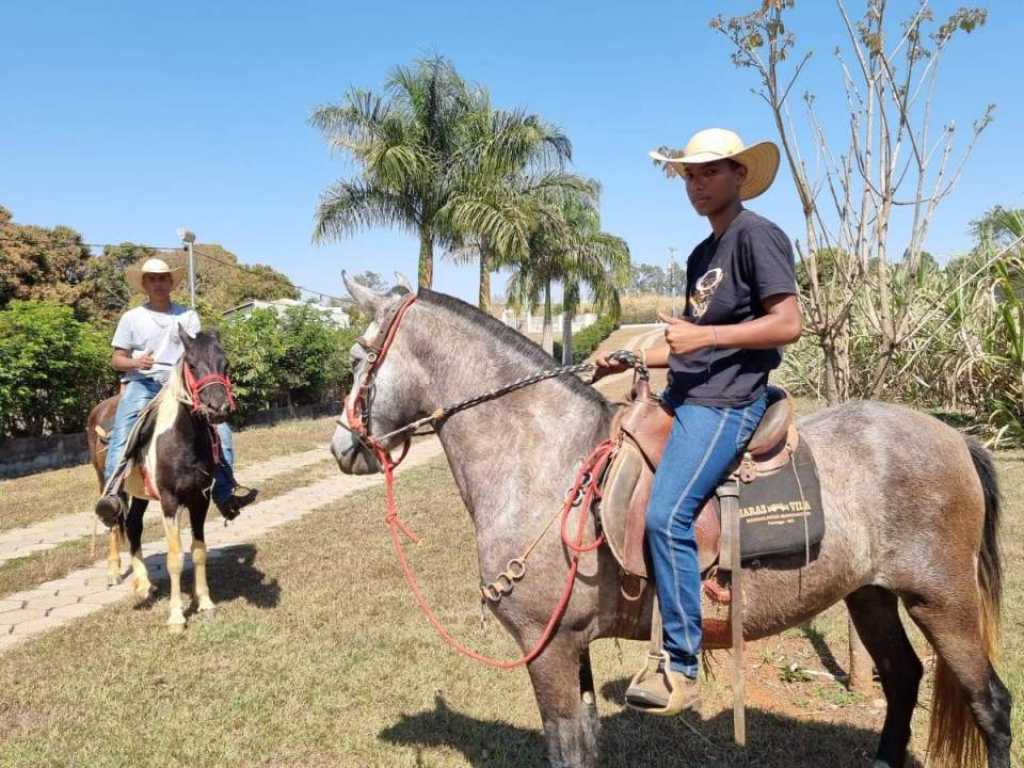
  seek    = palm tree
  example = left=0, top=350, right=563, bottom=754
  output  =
left=502, top=185, right=629, bottom=357
left=556, top=200, right=631, bottom=364
left=440, top=106, right=573, bottom=312
left=310, top=56, right=479, bottom=289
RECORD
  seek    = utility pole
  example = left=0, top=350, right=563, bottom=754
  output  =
left=668, top=246, right=679, bottom=317
left=177, top=228, right=197, bottom=308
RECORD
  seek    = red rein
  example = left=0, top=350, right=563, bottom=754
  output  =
left=351, top=293, right=611, bottom=669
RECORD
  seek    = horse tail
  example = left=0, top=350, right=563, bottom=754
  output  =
left=926, top=436, right=1002, bottom=768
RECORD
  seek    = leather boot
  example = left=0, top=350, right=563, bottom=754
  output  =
left=216, top=487, right=258, bottom=521
left=95, top=493, right=127, bottom=528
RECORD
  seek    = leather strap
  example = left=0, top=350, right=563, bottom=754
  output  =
left=718, top=477, right=746, bottom=746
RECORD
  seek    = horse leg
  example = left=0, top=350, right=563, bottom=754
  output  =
left=188, top=502, right=214, bottom=614
left=160, top=494, right=186, bottom=632
left=525, top=636, right=600, bottom=768
left=125, top=499, right=154, bottom=600
left=106, top=524, right=122, bottom=586
left=904, top=591, right=1012, bottom=768
left=845, top=586, right=922, bottom=768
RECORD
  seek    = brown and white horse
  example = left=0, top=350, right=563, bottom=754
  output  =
left=87, top=330, right=236, bottom=632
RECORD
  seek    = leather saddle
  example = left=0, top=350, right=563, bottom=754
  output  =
left=600, top=379, right=798, bottom=585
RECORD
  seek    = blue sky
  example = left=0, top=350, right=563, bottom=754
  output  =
left=2, top=1, right=1021, bottom=304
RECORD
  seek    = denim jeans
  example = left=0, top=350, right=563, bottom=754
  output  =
left=103, top=377, right=236, bottom=504
left=645, top=389, right=768, bottom=677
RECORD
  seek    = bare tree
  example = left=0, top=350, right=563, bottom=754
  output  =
left=709, top=0, right=992, bottom=692
left=709, top=0, right=992, bottom=404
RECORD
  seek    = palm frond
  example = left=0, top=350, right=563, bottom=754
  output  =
left=313, top=180, right=420, bottom=243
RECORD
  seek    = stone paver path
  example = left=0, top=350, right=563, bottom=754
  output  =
left=0, top=438, right=444, bottom=653
left=0, top=446, right=331, bottom=567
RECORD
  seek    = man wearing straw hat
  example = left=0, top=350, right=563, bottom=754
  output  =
left=596, top=128, right=802, bottom=715
left=94, top=257, right=257, bottom=525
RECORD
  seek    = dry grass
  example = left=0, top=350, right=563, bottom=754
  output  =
left=0, top=446, right=1020, bottom=767
left=0, top=458, right=340, bottom=601
left=0, top=415, right=338, bottom=534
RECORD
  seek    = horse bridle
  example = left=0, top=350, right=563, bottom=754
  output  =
left=183, top=364, right=237, bottom=415
left=341, top=292, right=419, bottom=468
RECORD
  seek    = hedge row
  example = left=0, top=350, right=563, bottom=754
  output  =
left=0, top=299, right=364, bottom=438
left=552, top=315, right=619, bottom=365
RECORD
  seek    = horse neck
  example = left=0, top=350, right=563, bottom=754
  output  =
left=153, top=365, right=206, bottom=457
left=401, top=299, right=613, bottom=532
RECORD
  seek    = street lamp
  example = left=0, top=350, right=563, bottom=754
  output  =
left=177, top=228, right=196, bottom=308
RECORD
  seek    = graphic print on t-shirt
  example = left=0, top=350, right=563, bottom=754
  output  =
left=689, top=267, right=725, bottom=319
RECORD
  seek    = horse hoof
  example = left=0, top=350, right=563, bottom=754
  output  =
left=107, top=574, right=122, bottom=587
left=134, top=583, right=156, bottom=602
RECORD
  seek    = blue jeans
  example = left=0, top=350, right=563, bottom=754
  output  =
left=646, top=390, right=768, bottom=677
left=103, top=378, right=236, bottom=504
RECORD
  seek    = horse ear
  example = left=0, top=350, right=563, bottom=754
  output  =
left=343, top=270, right=384, bottom=311
left=394, top=272, right=414, bottom=293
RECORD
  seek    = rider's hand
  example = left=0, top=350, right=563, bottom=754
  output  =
left=135, top=351, right=155, bottom=371
left=592, top=352, right=630, bottom=382
left=658, top=312, right=715, bottom=356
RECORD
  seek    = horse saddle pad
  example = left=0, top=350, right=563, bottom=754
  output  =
left=101, top=394, right=163, bottom=501
left=598, top=383, right=824, bottom=579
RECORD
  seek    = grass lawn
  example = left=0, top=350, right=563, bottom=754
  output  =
left=0, top=415, right=339, bottom=534
left=0, top=446, right=1020, bottom=767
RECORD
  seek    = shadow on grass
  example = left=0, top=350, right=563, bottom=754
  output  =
left=802, top=623, right=849, bottom=682
left=132, top=543, right=281, bottom=610
left=380, top=687, right=924, bottom=768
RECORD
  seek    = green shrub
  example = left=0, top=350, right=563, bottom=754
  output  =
left=219, top=305, right=363, bottom=422
left=0, top=301, right=115, bottom=437
left=553, top=315, right=618, bottom=365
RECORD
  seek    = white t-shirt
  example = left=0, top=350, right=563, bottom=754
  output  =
left=111, top=303, right=201, bottom=383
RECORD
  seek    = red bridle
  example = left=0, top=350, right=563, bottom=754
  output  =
left=344, top=292, right=418, bottom=463
left=183, top=364, right=236, bottom=415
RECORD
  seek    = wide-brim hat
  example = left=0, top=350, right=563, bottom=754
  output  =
left=125, top=257, right=185, bottom=293
left=649, top=128, right=780, bottom=201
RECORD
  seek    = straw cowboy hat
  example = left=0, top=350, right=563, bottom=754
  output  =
left=125, top=257, right=185, bottom=293
left=649, top=128, right=780, bottom=201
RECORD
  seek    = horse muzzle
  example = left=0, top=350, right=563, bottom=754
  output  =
left=331, top=422, right=381, bottom=475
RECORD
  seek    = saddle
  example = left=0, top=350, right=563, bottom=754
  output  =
left=601, top=379, right=798, bottom=584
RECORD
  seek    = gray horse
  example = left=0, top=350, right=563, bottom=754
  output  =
left=331, top=275, right=1011, bottom=768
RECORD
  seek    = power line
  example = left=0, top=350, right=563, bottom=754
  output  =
left=0, top=233, right=345, bottom=303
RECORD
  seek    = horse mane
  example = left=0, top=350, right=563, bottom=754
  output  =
left=417, top=289, right=609, bottom=410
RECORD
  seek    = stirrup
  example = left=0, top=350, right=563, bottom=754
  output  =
left=625, top=650, right=700, bottom=716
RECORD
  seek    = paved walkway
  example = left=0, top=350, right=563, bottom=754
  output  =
left=0, top=446, right=330, bottom=567
left=0, top=438, right=444, bottom=654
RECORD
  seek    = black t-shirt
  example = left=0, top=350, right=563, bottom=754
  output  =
left=668, top=209, right=797, bottom=406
